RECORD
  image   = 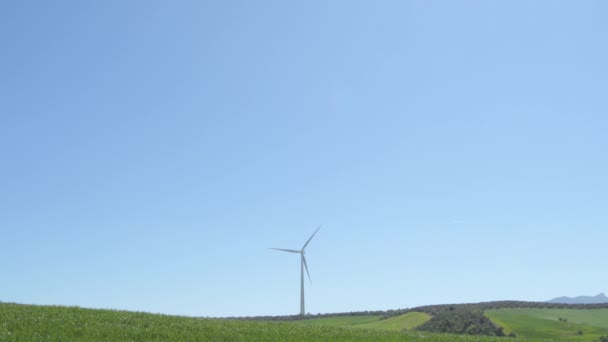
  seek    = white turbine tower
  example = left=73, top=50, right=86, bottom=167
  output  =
left=270, top=225, right=322, bottom=316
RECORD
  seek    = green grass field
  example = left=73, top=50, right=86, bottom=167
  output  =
left=486, top=308, right=608, bottom=342
left=6, top=301, right=608, bottom=341
left=292, top=315, right=383, bottom=327
left=292, top=312, right=431, bottom=331
left=354, top=312, right=432, bottom=331
left=0, top=302, right=517, bottom=341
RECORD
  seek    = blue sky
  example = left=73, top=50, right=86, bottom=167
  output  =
left=1, top=1, right=607, bottom=317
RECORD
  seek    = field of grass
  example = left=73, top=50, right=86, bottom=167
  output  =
left=292, top=312, right=431, bottom=331
left=354, top=312, right=432, bottom=331
left=292, top=315, right=383, bottom=327
left=0, top=302, right=520, bottom=341
left=486, top=308, right=608, bottom=342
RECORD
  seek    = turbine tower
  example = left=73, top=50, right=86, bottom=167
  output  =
left=270, top=225, right=321, bottom=316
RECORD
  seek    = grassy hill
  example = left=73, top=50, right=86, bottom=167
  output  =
left=354, top=312, right=432, bottom=331
left=290, top=307, right=608, bottom=341
left=0, top=302, right=515, bottom=341
left=284, top=302, right=608, bottom=340
left=292, top=312, right=431, bottom=331
left=486, top=308, right=608, bottom=341
left=4, top=300, right=608, bottom=341
left=291, top=314, right=383, bottom=327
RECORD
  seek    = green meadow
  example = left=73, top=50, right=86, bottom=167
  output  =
left=0, top=302, right=512, bottom=342
left=291, top=314, right=383, bottom=327
left=486, top=308, right=608, bottom=341
left=4, top=301, right=608, bottom=341
left=355, top=312, right=432, bottom=331
left=292, top=312, right=431, bottom=331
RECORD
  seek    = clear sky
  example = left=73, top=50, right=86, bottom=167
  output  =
left=1, top=1, right=607, bottom=317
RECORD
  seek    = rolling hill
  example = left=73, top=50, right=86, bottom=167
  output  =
left=292, top=312, right=431, bottom=331
left=4, top=300, right=608, bottom=341
left=486, top=308, right=608, bottom=341
left=0, top=302, right=513, bottom=341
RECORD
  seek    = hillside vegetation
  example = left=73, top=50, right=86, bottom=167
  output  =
left=288, top=306, right=608, bottom=341
left=246, top=301, right=608, bottom=338
left=0, top=302, right=517, bottom=342
left=354, top=312, right=432, bottom=331
left=292, top=312, right=431, bottom=331
left=291, top=315, right=382, bottom=327
left=416, top=306, right=504, bottom=336
left=486, top=308, right=608, bottom=341
left=4, top=301, right=608, bottom=341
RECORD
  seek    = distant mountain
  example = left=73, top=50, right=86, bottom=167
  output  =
left=547, top=293, right=608, bottom=304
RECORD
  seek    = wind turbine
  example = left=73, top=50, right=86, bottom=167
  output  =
left=270, top=225, right=322, bottom=316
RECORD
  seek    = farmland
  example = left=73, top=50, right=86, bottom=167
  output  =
left=354, top=312, right=432, bottom=331
left=287, top=303, right=608, bottom=341
left=291, top=312, right=431, bottom=331
left=291, top=314, right=382, bottom=327
left=4, top=301, right=608, bottom=341
left=0, top=302, right=513, bottom=342
left=486, top=308, right=608, bottom=341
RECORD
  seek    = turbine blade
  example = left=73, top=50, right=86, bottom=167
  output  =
left=302, top=255, right=311, bottom=284
left=269, top=248, right=300, bottom=254
left=302, top=224, right=322, bottom=250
